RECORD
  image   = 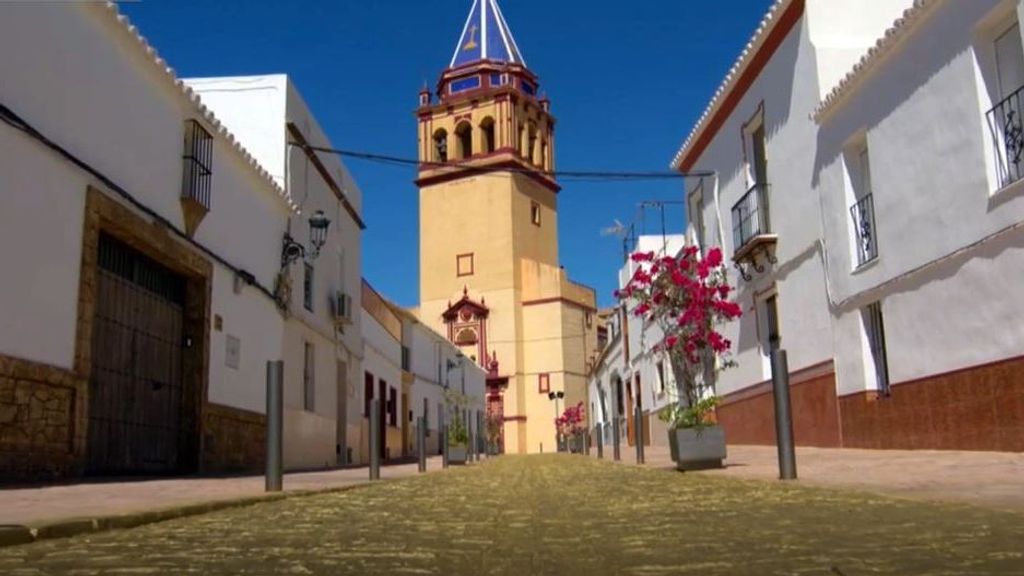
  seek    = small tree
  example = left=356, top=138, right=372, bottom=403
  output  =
left=615, top=246, right=741, bottom=429
left=443, top=389, right=471, bottom=446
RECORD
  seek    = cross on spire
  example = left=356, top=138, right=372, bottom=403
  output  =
left=449, top=0, right=526, bottom=69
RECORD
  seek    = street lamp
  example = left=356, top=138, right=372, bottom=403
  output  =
left=548, top=390, right=564, bottom=452
left=281, top=209, right=332, bottom=268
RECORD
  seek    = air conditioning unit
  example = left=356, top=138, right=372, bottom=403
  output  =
left=331, top=291, right=353, bottom=325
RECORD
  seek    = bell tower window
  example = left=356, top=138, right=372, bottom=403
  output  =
left=527, top=123, right=538, bottom=166
left=433, top=129, right=448, bottom=163
left=480, top=117, right=496, bottom=154
left=455, top=122, right=473, bottom=160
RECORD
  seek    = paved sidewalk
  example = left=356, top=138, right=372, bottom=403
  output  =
left=0, top=456, right=447, bottom=529
left=604, top=443, right=1024, bottom=512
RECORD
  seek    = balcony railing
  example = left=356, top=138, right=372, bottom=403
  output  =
left=986, top=85, right=1024, bottom=188
left=849, top=193, right=877, bottom=266
left=731, top=183, right=771, bottom=253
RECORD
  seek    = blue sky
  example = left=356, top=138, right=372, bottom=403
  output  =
left=122, top=0, right=773, bottom=308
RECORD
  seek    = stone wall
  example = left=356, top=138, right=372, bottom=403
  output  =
left=201, top=403, right=265, bottom=473
left=0, top=356, right=84, bottom=482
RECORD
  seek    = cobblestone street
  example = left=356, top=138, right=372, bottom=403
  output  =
left=2, top=455, right=1023, bottom=575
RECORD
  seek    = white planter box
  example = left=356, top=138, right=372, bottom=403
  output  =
left=668, top=426, right=726, bottom=471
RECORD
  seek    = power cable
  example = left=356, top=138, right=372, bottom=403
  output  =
left=295, top=144, right=714, bottom=183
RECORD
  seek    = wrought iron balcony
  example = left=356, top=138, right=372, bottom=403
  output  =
left=849, top=193, right=877, bottom=266
left=986, top=85, right=1024, bottom=188
left=730, top=183, right=777, bottom=279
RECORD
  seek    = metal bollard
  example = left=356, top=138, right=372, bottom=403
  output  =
left=596, top=424, right=604, bottom=459
left=265, top=361, right=284, bottom=492
left=441, top=423, right=449, bottom=469
left=468, top=415, right=476, bottom=463
left=477, top=411, right=485, bottom=459
left=635, top=404, right=645, bottom=465
left=417, top=416, right=427, bottom=473
left=771, top=349, right=798, bottom=480
left=369, top=398, right=381, bottom=480
left=613, top=417, right=621, bottom=461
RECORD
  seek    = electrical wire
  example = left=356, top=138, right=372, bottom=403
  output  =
left=296, top=144, right=714, bottom=183
left=0, top=101, right=280, bottom=305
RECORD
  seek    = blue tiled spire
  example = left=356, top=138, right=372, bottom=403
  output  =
left=449, top=0, right=526, bottom=69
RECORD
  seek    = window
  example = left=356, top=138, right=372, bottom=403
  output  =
left=656, top=360, right=666, bottom=395
left=688, top=181, right=706, bottom=250
left=423, top=398, right=430, bottom=436
left=527, top=124, right=538, bottom=164
left=863, top=302, right=891, bottom=395
left=433, top=129, right=448, bottom=163
left=517, top=124, right=525, bottom=156
left=181, top=119, right=213, bottom=210
left=521, top=80, right=536, bottom=96
left=733, top=106, right=771, bottom=251
left=585, top=312, right=593, bottom=328
left=540, top=140, right=548, bottom=171
left=538, top=373, right=550, bottom=394
left=531, top=201, right=541, bottom=226
left=450, top=75, right=481, bottom=94
left=364, top=372, right=374, bottom=416
left=764, top=295, right=781, bottom=354
left=303, top=342, right=315, bottom=412
left=480, top=117, right=496, bottom=154
left=848, top=145, right=878, bottom=266
left=388, top=386, right=397, bottom=427
left=303, top=263, right=314, bottom=312
left=746, top=121, right=768, bottom=187
left=455, top=122, right=473, bottom=160
left=401, top=346, right=410, bottom=371
left=457, top=253, right=474, bottom=277
left=987, top=22, right=1024, bottom=187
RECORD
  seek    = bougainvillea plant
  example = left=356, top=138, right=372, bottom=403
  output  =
left=615, top=246, right=742, bottom=429
left=555, top=402, right=585, bottom=438
left=555, top=402, right=586, bottom=453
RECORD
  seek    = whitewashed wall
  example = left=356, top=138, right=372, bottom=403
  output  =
left=684, top=3, right=911, bottom=397
left=815, top=0, right=1024, bottom=394
left=0, top=4, right=288, bottom=415
left=187, top=75, right=366, bottom=469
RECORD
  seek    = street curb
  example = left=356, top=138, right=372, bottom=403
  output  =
left=0, top=480, right=388, bottom=550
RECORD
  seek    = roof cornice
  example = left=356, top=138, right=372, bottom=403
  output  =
left=670, top=0, right=801, bottom=171
left=91, top=2, right=298, bottom=214
left=813, top=0, right=941, bottom=123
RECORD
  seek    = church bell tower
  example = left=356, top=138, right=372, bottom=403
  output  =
left=415, top=0, right=597, bottom=455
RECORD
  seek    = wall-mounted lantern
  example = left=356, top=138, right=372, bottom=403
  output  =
left=281, top=210, right=331, bottom=268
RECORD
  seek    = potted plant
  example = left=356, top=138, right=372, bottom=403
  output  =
left=447, top=418, right=469, bottom=464
left=616, top=246, right=742, bottom=471
left=556, top=402, right=586, bottom=454
left=485, top=412, right=503, bottom=455
left=444, top=389, right=470, bottom=465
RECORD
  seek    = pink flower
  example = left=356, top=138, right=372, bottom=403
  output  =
left=705, top=247, right=723, bottom=267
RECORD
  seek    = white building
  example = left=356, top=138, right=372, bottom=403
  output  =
left=674, top=0, right=1024, bottom=452
left=0, top=3, right=294, bottom=480
left=811, top=0, right=1024, bottom=451
left=588, top=235, right=686, bottom=449
left=361, top=282, right=486, bottom=463
left=395, top=305, right=487, bottom=456
left=185, top=75, right=366, bottom=470
left=673, top=0, right=916, bottom=448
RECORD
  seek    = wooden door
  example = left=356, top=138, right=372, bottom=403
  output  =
left=87, top=234, right=186, bottom=475
left=625, top=379, right=635, bottom=447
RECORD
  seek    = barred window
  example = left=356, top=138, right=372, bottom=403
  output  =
left=182, top=120, right=213, bottom=209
